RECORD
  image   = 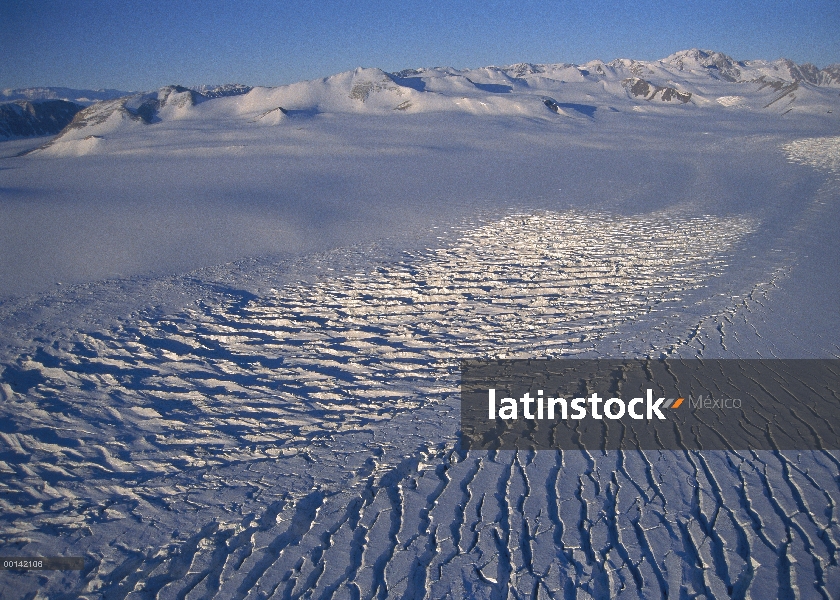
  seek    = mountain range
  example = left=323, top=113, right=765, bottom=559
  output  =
left=3, top=49, right=838, bottom=152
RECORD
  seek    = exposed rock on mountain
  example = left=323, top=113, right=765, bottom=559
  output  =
left=124, top=85, right=203, bottom=122
left=763, top=81, right=801, bottom=113
left=189, top=83, right=253, bottom=98
left=622, top=78, right=692, bottom=103
left=253, top=106, right=288, bottom=125
left=542, top=97, right=562, bottom=113
left=821, top=65, right=840, bottom=85
left=0, top=99, right=83, bottom=138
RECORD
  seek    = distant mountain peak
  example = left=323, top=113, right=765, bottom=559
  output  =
left=664, top=48, right=738, bottom=63
left=662, top=49, right=743, bottom=81
left=1, top=87, right=132, bottom=106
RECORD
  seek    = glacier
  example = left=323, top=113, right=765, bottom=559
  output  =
left=1, top=49, right=839, bottom=598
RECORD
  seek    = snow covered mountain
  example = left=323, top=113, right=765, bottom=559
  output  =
left=0, top=88, right=124, bottom=140
left=20, top=49, right=839, bottom=155
left=661, top=48, right=840, bottom=85
left=0, top=85, right=250, bottom=140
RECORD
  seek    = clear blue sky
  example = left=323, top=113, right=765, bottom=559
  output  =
left=2, top=0, right=838, bottom=91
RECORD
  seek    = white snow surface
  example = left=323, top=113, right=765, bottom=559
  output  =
left=1, top=50, right=840, bottom=598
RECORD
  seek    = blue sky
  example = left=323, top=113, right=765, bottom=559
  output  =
left=2, top=0, right=838, bottom=91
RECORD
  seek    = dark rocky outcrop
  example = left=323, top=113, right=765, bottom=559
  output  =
left=622, top=78, right=692, bottom=103
left=0, top=99, right=84, bottom=138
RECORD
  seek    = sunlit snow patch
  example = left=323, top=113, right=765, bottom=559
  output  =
left=716, top=95, right=748, bottom=108
left=37, top=134, right=104, bottom=157
left=782, top=135, right=840, bottom=177
left=0, top=209, right=756, bottom=504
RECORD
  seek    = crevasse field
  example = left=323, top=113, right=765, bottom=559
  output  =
left=1, top=50, right=840, bottom=598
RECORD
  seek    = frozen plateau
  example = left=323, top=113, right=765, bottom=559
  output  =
left=1, top=48, right=840, bottom=598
